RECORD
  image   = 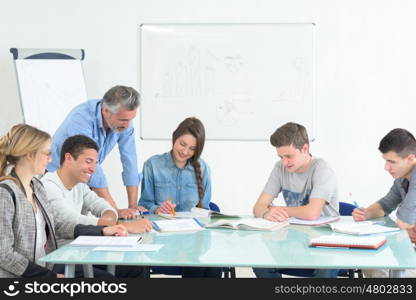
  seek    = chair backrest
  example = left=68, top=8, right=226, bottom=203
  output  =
left=339, top=202, right=355, bottom=216
left=209, top=202, right=220, bottom=212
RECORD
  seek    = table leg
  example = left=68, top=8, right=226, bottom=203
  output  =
left=389, top=269, right=405, bottom=278
left=107, top=265, right=116, bottom=275
left=64, top=264, right=75, bottom=278
left=82, top=265, right=94, bottom=278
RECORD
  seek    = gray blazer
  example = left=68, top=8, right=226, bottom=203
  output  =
left=0, top=176, right=102, bottom=278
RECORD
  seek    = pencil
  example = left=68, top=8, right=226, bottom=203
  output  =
left=168, top=196, right=175, bottom=216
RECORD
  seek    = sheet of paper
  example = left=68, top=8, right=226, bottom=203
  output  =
left=329, top=221, right=400, bottom=235
left=153, top=218, right=204, bottom=232
left=70, top=236, right=142, bottom=247
left=93, top=244, right=164, bottom=252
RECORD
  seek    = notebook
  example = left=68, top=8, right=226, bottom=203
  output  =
left=205, top=218, right=289, bottom=231
left=289, top=216, right=340, bottom=226
left=310, top=235, right=387, bottom=249
left=329, top=221, right=400, bottom=235
left=152, top=218, right=205, bottom=233
left=158, top=207, right=239, bottom=219
left=70, top=236, right=142, bottom=247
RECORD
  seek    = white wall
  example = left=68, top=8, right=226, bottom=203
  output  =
left=1, top=0, right=415, bottom=214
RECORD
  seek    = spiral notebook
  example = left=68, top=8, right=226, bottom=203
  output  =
left=310, top=235, right=387, bottom=249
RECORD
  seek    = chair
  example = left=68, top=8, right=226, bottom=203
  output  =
left=150, top=202, right=236, bottom=278
left=339, top=201, right=355, bottom=216
left=276, top=202, right=363, bottom=278
left=337, top=202, right=363, bottom=278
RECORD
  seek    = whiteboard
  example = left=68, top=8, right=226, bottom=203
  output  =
left=14, top=58, right=87, bottom=136
left=139, top=23, right=315, bottom=140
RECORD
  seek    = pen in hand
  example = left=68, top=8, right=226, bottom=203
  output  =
left=168, top=196, right=175, bottom=216
left=138, top=210, right=144, bottom=219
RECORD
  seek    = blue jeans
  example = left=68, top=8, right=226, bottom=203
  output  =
left=252, top=268, right=339, bottom=278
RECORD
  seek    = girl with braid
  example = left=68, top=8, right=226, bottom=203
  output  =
left=139, top=117, right=211, bottom=214
left=139, top=117, right=222, bottom=278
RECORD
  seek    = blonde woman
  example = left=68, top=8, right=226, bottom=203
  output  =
left=0, top=124, right=127, bottom=278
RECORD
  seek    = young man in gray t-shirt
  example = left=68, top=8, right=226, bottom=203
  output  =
left=252, top=122, right=339, bottom=278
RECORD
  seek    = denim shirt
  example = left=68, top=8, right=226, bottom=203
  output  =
left=139, top=151, right=211, bottom=213
left=47, top=99, right=140, bottom=188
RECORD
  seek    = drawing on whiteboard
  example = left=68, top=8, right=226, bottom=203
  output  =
left=159, top=46, right=215, bottom=98
left=224, top=54, right=244, bottom=73
left=272, top=57, right=309, bottom=103
left=140, top=23, right=315, bottom=140
left=157, top=45, right=250, bottom=101
left=216, top=97, right=255, bottom=127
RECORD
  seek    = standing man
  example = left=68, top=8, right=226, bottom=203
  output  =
left=48, top=85, right=143, bottom=218
left=252, top=122, right=339, bottom=278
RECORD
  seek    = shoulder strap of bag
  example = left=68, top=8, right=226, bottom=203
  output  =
left=0, top=183, right=16, bottom=206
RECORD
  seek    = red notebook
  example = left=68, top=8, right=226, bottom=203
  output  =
left=310, top=235, right=387, bottom=249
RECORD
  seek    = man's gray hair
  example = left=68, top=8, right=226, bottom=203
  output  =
left=102, top=85, right=140, bottom=113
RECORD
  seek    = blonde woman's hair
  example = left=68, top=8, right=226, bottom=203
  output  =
left=0, top=124, right=50, bottom=185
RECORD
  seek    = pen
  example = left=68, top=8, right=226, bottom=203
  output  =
left=168, top=196, right=175, bottom=216
left=138, top=210, right=144, bottom=219
left=137, top=236, right=143, bottom=244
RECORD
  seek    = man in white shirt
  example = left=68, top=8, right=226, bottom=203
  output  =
left=43, top=134, right=152, bottom=277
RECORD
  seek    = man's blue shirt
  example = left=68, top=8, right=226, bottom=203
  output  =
left=47, top=99, right=140, bottom=188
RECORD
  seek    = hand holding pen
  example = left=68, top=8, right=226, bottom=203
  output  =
left=156, top=196, right=177, bottom=215
left=352, top=200, right=367, bottom=221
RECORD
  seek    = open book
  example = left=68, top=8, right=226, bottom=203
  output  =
left=205, top=218, right=289, bottom=231
left=152, top=218, right=205, bottom=233
left=289, top=216, right=340, bottom=226
left=158, top=207, right=239, bottom=219
left=328, top=221, right=400, bottom=235
left=310, top=235, right=387, bottom=249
